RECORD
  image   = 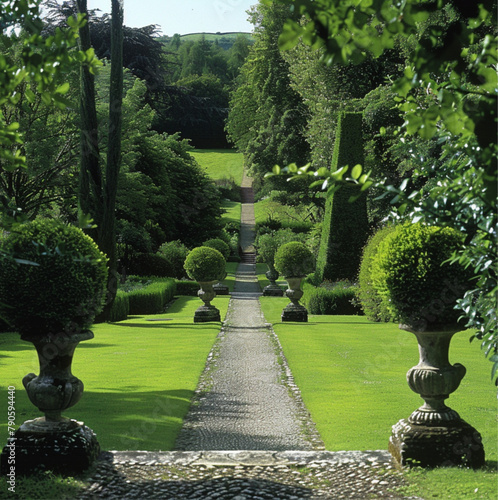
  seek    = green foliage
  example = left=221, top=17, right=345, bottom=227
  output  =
left=184, top=246, right=226, bottom=282
left=271, top=0, right=497, bottom=383
left=303, top=279, right=361, bottom=315
left=256, top=228, right=306, bottom=269
left=202, top=238, right=231, bottom=260
left=316, top=112, right=369, bottom=282
left=107, top=290, right=129, bottom=323
left=0, top=219, right=107, bottom=335
left=157, top=240, right=189, bottom=279
left=274, top=241, right=315, bottom=278
left=127, top=279, right=176, bottom=316
left=175, top=280, right=201, bottom=296
left=127, top=253, right=174, bottom=278
left=371, top=223, right=472, bottom=331
left=358, top=225, right=397, bottom=322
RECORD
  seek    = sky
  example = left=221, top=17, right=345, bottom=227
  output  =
left=86, top=0, right=257, bottom=36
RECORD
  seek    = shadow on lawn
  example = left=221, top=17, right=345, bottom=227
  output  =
left=108, top=323, right=221, bottom=329
left=79, top=389, right=194, bottom=451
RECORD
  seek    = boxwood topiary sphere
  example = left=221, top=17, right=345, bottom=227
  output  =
left=371, top=223, right=472, bottom=331
left=202, top=238, right=230, bottom=260
left=184, top=246, right=226, bottom=282
left=274, top=241, right=315, bottom=278
left=0, top=219, right=108, bottom=336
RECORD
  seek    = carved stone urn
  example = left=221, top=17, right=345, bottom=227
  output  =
left=282, top=276, right=308, bottom=322
left=195, top=281, right=221, bottom=322
left=389, top=324, right=485, bottom=468
left=1, top=331, right=100, bottom=475
left=263, top=266, right=284, bottom=297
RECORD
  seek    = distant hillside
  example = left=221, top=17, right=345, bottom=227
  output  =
left=158, top=32, right=253, bottom=51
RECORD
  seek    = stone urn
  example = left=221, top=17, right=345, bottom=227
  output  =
left=263, top=266, right=284, bottom=297
left=282, top=276, right=308, bottom=322
left=195, top=281, right=221, bottom=323
left=1, top=331, right=100, bottom=475
left=389, top=324, right=485, bottom=468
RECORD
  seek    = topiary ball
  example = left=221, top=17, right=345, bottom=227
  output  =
left=184, top=246, right=226, bottom=282
left=274, top=241, right=315, bottom=278
left=371, top=223, right=472, bottom=331
left=0, top=219, right=108, bottom=336
left=202, top=238, right=230, bottom=260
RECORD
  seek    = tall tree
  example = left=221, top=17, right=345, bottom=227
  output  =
left=76, top=0, right=123, bottom=317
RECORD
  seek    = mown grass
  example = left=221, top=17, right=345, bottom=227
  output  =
left=253, top=198, right=313, bottom=232
left=260, top=297, right=498, bottom=499
left=0, top=296, right=229, bottom=453
left=191, top=148, right=244, bottom=186
left=221, top=200, right=241, bottom=228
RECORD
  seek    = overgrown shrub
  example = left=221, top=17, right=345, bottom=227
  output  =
left=203, top=238, right=231, bottom=260
left=0, top=219, right=108, bottom=335
left=127, top=253, right=172, bottom=277
left=358, top=225, right=396, bottom=322
left=303, top=280, right=362, bottom=315
left=274, top=242, right=315, bottom=278
left=184, top=246, right=226, bottom=282
left=371, top=223, right=472, bottom=331
left=127, top=279, right=176, bottom=315
left=108, top=290, right=130, bottom=322
left=157, top=240, right=189, bottom=279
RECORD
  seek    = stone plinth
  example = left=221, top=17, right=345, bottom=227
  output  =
left=194, top=305, right=221, bottom=323
left=389, top=418, right=485, bottom=469
left=263, top=283, right=284, bottom=297
left=1, top=418, right=100, bottom=475
left=213, top=283, right=229, bottom=295
left=281, top=303, right=308, bottom=322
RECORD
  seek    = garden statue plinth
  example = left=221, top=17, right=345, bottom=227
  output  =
left=0, top=330, right=100, bottom=475
left=213, top=272, right=229, bottom=295
left=263, top=269, right=284, bottom=297
left=195, top=281, right=221, bottom=322
left=389, top=326, right=485, bottom=468
left=282, top=277, right=308, bottom=322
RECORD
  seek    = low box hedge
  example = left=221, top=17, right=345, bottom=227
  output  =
left=175, top=280, right=201, bottom=296
left=126, top=279, right=177, bottom=316
left=303, top=279, right=363, bottom=315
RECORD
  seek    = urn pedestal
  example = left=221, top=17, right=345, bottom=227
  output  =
left=263, top=268, right=284, bottom=297
left=389, top=326, right=485, bottom=468
left=194, top=281, right=221, bottom=322
left=282, top=277, right=308, bottom=322
left=0, top=331, right=99, bottom=475
left=213, top=272, right=229, bottom=296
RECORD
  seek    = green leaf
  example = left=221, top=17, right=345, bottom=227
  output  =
left=351, top=164, right=362, bottom=180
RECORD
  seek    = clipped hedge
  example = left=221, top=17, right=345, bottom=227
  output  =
left=274, top=242, right=315, bottom=278
left=175, top=280, right=200, bottom=296
left=203, top=238, right=231, bottom=260
left=358, top=225, right=396, bottom=322
left=108, top=290, right=130, bottom=323
left=303, top=279, right=362, bottom=315
left=127, top=279, right=177, bottom=316
left=0, top=219, right=107, bottom=336
left=316, top=112, right=368, bottom=283
left=371, top=223, right=471, bottom=330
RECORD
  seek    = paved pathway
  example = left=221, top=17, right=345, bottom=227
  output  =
left=175, top=172, right=316, bottom=451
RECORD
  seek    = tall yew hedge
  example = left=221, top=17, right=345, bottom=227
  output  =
left=316, top=112, right=369, bottom=283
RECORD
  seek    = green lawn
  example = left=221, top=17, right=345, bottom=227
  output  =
left=0, top=295, right=229, bottom=452
left=191, top=148, right=244, bottom=186
left=221, top=200, right=241, bottom=228
left=260, top=297, right=498, bottom=499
